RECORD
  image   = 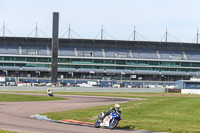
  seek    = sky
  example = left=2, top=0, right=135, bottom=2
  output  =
left=1, top=0, right=200, bottom=43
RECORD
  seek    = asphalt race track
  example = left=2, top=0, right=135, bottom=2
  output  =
left=0, top=92, right=157, bottom=133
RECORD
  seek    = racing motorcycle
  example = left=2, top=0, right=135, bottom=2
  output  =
left=48, top=92, right=54, bottom=97
left=94, top=111, right=122, bottom=129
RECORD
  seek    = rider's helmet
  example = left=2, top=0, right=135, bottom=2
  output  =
left=114, top=103, right=120, bottom=111
left=48, top=88, right=50, bottom=91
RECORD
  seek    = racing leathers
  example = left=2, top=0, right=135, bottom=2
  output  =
left=100, top=107, right=121, bottom=121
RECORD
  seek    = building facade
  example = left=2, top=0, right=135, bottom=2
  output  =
left=0, top=37, right=200, bottom=81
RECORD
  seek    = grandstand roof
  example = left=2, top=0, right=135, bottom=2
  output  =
left=1, top=37, right=200, bottom=51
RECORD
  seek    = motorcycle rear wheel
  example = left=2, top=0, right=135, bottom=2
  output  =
left=94, top=120, right=101, bottom=128
left=109, top=119, right=118, bottom=129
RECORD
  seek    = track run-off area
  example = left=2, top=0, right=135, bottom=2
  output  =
left=0, top=92, right=166, bottom=133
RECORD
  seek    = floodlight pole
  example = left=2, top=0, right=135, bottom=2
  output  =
left=166, top=27, right=168, bottom=42
left=197, top=29, right=199, bottom=44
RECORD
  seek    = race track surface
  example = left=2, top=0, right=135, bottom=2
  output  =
left=0, top=92, right=147, bottom=133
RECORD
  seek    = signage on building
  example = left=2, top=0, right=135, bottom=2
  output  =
left=130, top=75, right=137, bottom=79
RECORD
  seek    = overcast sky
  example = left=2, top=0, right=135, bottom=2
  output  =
left=1, top=0, right=200, bottom=43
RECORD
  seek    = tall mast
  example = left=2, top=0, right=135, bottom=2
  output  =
left=3, top=21, right=5, bottom=37
left=101, top=25, right=103, bottom=40
left=197, top=28, right=199, bottom=43
left=68, top=23, right=71, bottom=39
left=134, top=26, right=136, bottom=41
left=35, top=22, right=38, bottom=38
left=166, top=27, right=168, bottom=42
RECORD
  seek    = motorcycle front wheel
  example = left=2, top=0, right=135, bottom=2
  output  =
left=109, top=119, right=118, bottom=129
left=94, top=120, right=101, bottom=128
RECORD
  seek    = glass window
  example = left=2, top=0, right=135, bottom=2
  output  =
left=27, top=58, right=37, bottom=62
left=4, top=57, right=14, bottom=61
left=104, top=60, right=113, bottom=64
left=26, top=64, right=45, bottom=67
left=181, top=62, right=191, bottom=67
left=116, top=60, right=125, bottom=65
left=0, top=57, right=4, bottom=61
left=94, top=60, right=104, bottom=64
left=138, top=61, right=148, bottom=65
left=4, top=63, right=14, bottom=66
left=191, top=63, right=200, bottom=67
left=196, top=85, right=200, bottom=88
left=190, top=85, right=195, bottom=87
left=15, top=57, right=25, bottom=61
left=38, top=58, right=49, bottom=62
left=126, top=61, right=137, bottom=65
left=15, top=64, right=26, bottom=67
left=82, top=59, right=93, bottom=64
left=149, top=61, right=158, bottom=65
left=59, top=58, right=70, bottom=63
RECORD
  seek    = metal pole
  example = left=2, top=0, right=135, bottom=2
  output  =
left=197, top=28, right=199, bottom=43
left=68, top=23, right=70, bottom=39
left=166, top=27, right=168, bottom=42
left=134, top=26, right=136, bottom=41
left=35, top=22, right=38, bottom=38
left=3, top=21, right=5, bottom=37
left=101, top=25, right=103, bottom=40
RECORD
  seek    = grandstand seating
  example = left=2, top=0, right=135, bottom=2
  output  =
left=185, top=51, right=200, bottom=60
left=0, top=45, right=19, bottom=55
left=0, top=43, right=199, bottom=62
left=132, top=49, right=158, bottom=59
left=104, top=48, right=130, bottom=58
left=21, top=45, right=47, bottom=55
left=58, top=46, right=75, bottom=56
left=76, top=47, right=103, bottom=57
left=159, top=50, right=184, bottom=60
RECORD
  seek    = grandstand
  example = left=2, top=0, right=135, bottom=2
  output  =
left=0, top=36, right=200, bottom=82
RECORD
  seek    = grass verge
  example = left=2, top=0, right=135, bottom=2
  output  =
left=0, top=93, right=67, bottom=102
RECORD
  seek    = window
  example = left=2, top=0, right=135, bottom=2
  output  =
left=38, top=58, right=49, bottom=62
left=15, top=57, right=25, bottom=61
left=116, top=60, right=125, bottom=65
left=4, top=57, right=14, bottom=61
left=27, top=58, right=37, bottom=62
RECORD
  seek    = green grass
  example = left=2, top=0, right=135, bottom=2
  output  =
left=42, top=92, right=200, bottom=133
left=0, top=93, right=67, bottom=102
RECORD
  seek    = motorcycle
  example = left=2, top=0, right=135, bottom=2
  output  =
left=94, top=111, right=122, bottom=129
left=48, top=92, right=54, bottom=97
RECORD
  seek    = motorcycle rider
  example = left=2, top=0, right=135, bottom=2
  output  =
left=47, top=88, right=53, bottom=96
left=99, top=103, right=121, bottom=122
